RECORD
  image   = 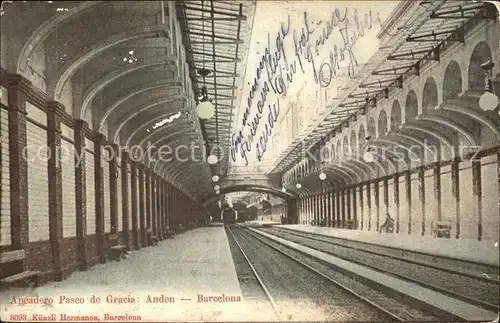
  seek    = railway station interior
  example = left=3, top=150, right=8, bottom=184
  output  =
left=0, top=0, right=499, bottom=322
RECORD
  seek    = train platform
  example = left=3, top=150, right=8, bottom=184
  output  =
left=251, top=227, right=499, bottom=321
left=277, top=225, right=499, bottom=266
left=0, top=224, right=272, bottom=322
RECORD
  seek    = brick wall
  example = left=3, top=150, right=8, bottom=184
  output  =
left=61, top=124, right=76, bottom=238
left=27, top=103, right=49, bottom=242
left=1, top=107, right=10, bottom=246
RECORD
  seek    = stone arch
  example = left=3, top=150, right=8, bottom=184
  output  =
left=468, top=41, right=492, bottom=93
left=350, top=130, right=357, bottom=154
left=405, top=90, right=418, bottom=122
left=367, top=116, right=377, bottom=139
left=443, top=60, right=462, bottom=101
left=422, top=77, right=438, bottom=110
left=390, top=100, right=402, bottom=131
left=321, top=144, right=332, bottom=163
left=358, top=124, right=367, bottom=151
left=377, top=110, right=388, bottom=136
left=342, top=135, right=349, bottom=157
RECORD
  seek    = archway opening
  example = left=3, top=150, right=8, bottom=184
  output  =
left=367, top=117, right=377, bottom=139
left=390, top=100, right=402, bottom=131
left=405, top=90, right=419, bottom=122
left=378, top=110, right=388, bottom=136
left=343, top=136, right=350, bottom=157
left=422, top=77, right=438, bottom=110
left=358, top=124, right=367, bottom=151
left=468, top=41, right=492, bottom=93
left=443, top=60, right=462, bottom=101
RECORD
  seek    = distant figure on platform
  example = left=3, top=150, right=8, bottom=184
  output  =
left=379, top=213, right=395, bottom=234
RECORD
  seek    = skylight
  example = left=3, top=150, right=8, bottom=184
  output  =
left=146, top=111, right=182, bottom=133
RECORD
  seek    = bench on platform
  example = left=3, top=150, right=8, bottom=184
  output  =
left=432, top=220, right=452, bottom=238
left=106, top=234, right=127, bottom=261
left=146, top=229, right=158, bottom=246
left=344, top=220, right=355, bottom=229
left=0, top=250, right=40, bottom=289
left=163, top=227, right=173, bottom=239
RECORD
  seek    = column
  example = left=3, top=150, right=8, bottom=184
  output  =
left=359, top=185, right=364, bottom=230
left=131, top=162, right=139, bottom=249
left=121, top=152, right=130, bottom=250
left=352, top=186, right=357, bottom=229
left=341, top=190, right=346, bottom=228
left=145, top=168, right=151, bottom=230
left=74, top=120, right=89, bottom=269
left=94, top=133, right=105, bottom=263
left=7, top=75, right=30, bottom=271
left=151, top=173, right=157, bottom=236
left=109, top=145, right=118, bottom=234
left=374, top=180, right=380, bottom=231
left=405, top=170, right=412, bottom=234
left=366, top=181, right=372, bottom=231
left=472, top=160, right=482, bottom=241
left=155, top=175, right=163, bottom=239
left=138, top=165, right=146, bottom=246
left=418, top=168, right=425, bottom=235
left=394, top=173, right=400, bottom=233
left=47, top=101, right=64, bottom=278
left=336, top=191, right=341, bottom=227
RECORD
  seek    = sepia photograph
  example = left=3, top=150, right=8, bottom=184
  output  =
left=0, top=0, right=499, bottom=321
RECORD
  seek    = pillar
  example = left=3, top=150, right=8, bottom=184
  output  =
left=121, top=152, right=130, bottom=250
left=418, top=168, right=425, bottom=235
left=336, top=191, right=341, bottom=227
left=394, top=173, right=400, bottom=233
left=405, top=170, right=412, bottom=234
left=374, top=181, right=380, bottom=231
left=94, top=133, right=105, bottom=263
left=366, top=181, right=372, bottom=231
left=359, top=185, right=364, bottom=230
left=7, top=74, right=30, bottom=271
left=434, top=164, right=441, bottom=222
left=47, top=101, right=64, bottom=278
left=145, top=168, right=152, bottom=230
left=74, top=119, right=89, bottom=269
left=109, top=145, right=118, bottom=234
left=155, top=175, right=163, bottom=239
left=472, top=160, right=482, bottom=241
left=138, top=165, right=146, bottom=246
left=151, top=172, right=157, bottom=236
left=352, top=186, right=357, bottom=229
left=131, top=162, right=139, bottom=249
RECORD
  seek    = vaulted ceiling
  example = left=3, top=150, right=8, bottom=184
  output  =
left=1, top=0, right=256, bottom=200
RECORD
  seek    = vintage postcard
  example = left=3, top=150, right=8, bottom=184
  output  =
left=0, top=0, right=499, bottom=322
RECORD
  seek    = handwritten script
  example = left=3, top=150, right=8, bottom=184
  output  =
left=230, top=7, right=382, bottom=165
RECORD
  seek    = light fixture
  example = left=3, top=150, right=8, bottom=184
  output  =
left=207, top=154, right=218, bottom=165
left=212, top=175, right=219, bottom=182
left=281, top=187, right=286, bottom=192
left=319, top=172, right=327, bottom=180
left=214, top=184, right=220, bottom=190
left=363, top=151, right=375, bottom=163
left=479, top=92, right=499, bottom=111
left=296, top=183, right=302, bottom=189
left=197, top=100, right=215, bottom=119
left=479, top=59, right=498, bottom=111
left=196, top=69, right=214, bottom=119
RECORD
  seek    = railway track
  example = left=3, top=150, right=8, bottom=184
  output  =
left=226, top=225, right=449, bottom=321
left=259, top=226, right=500, bottom=313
